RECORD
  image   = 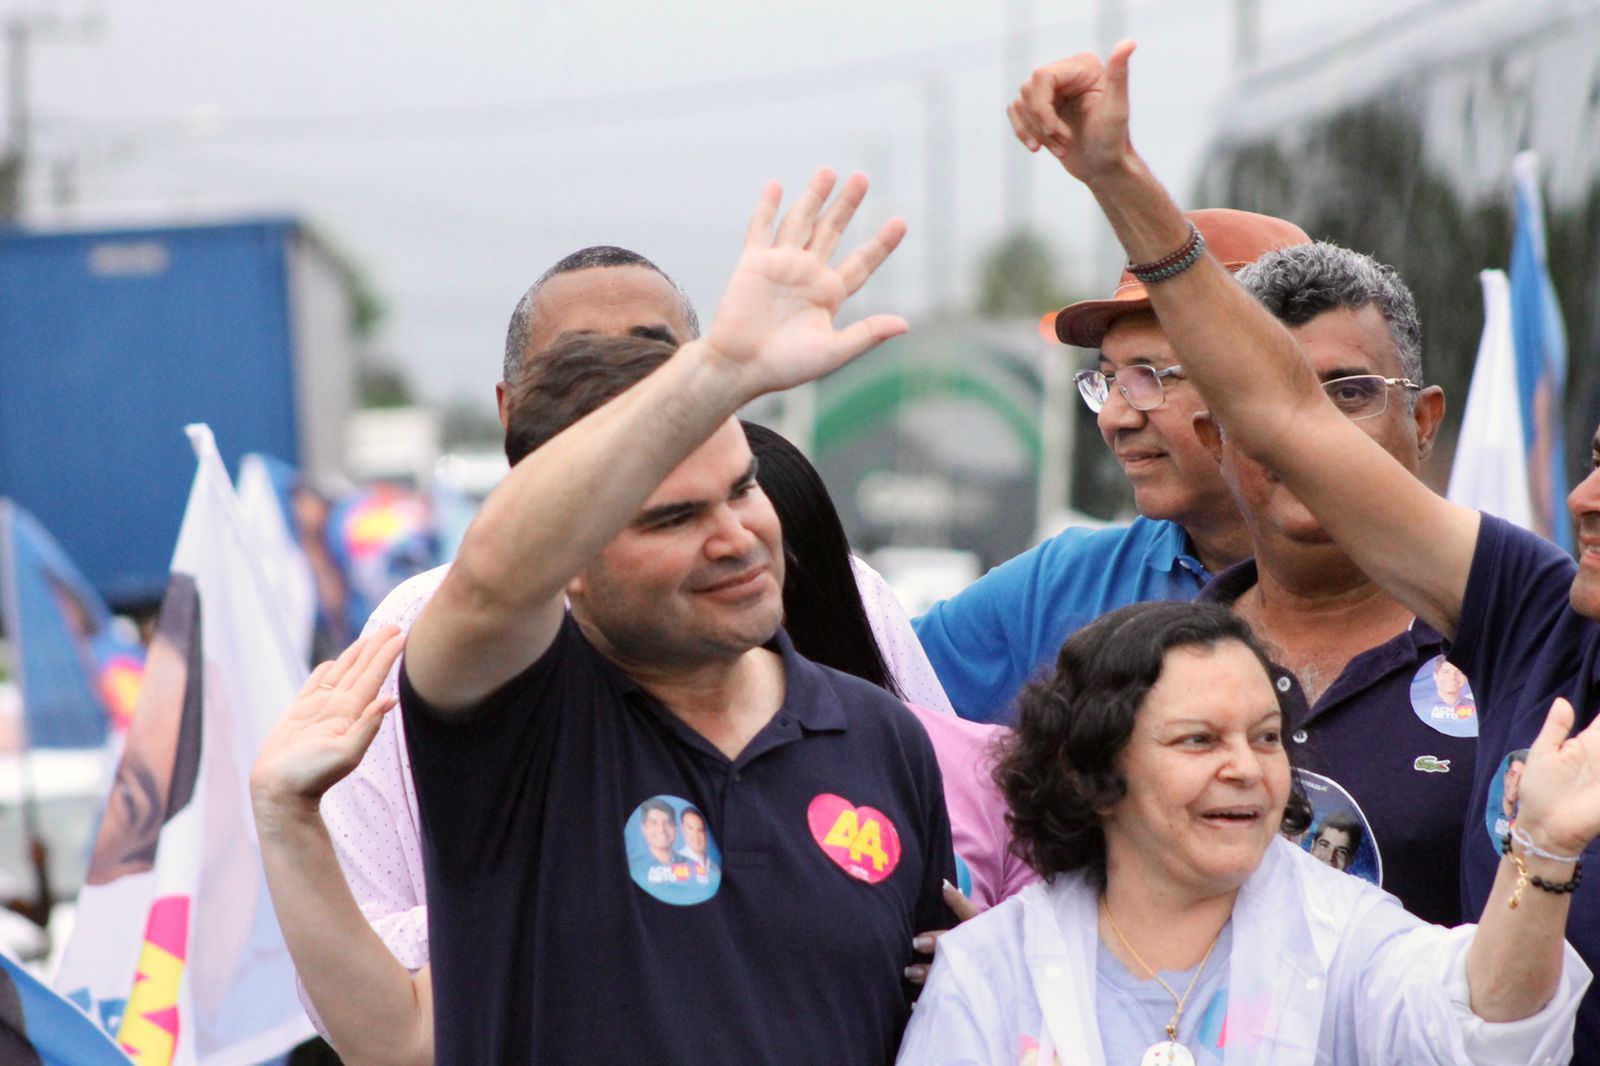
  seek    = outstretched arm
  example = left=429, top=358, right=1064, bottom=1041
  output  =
left=1007, top=45, right=1479, bottom=638
left=251, top=629, right=434, bottom=1066
left=407, top=170, right=908, bottom=710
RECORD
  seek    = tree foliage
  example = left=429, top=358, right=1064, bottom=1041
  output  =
left=1198, top=100, right=1600, bottom=489
left=976, top=229, right=1064, bottom=318
left=357, top=359, right=414, bottom=408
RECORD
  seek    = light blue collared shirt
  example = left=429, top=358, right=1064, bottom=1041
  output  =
left=913, top=516, right=1210, bottom=721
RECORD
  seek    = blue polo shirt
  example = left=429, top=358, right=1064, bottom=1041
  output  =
left=1448, top=514, right=1600, bottom=1064
left=1198, top=560, right=1477, bottom=926
left=401, top=615, right=956, bottom=1066
left=914, top=517, right=1211, bottom=722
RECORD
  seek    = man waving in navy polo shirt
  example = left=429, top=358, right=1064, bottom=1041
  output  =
left=389, top=169, right=951, bottom=1065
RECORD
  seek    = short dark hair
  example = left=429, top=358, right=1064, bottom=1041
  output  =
left=502, top=246, right=699, bottom=384
left=641, top=798, right=676, bottom=824
left=1315, top=811, right=1364, bottom=847
left=503, top=334, right=675, bottom=465
left=740, top=421, right=903, bottom=699
left=996, top=600, right=1310, bottom=889
left=680, top=806, right=705, bottom=827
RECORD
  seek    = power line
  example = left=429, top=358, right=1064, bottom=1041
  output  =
left=34, top=1, right=1201, bottom=147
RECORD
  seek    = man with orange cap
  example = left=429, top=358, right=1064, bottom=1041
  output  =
left=913, top=209, right=1309, bottom=722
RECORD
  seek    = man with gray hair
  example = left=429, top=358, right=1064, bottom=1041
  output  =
left=1190, top=241, right=1477, bottom=925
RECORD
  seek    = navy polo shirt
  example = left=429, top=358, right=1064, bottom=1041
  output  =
left=401, top=614, right=956, bottom=1066
left=1449, top=515, right=1600, bottom=1064
left=1200, top=560, right=1477, bottom=926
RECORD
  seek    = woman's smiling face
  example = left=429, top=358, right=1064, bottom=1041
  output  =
left=1102, top=639, right=1291, bottom=899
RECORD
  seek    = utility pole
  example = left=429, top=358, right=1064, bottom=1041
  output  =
left=1, top=18, right=34, bottom=218
left=1091, top=0, right=1126, bottom=289
left=923, top=73, right=953, bottom=314
left=1003, top=0, right=1033, bottom=233
left=1, top=13, right=99, bottom=220
left=1233, top=0, right=1261, bottom=71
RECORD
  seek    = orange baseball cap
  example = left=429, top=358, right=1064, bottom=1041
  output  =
left=1044, top=209, right=1311, bottom=348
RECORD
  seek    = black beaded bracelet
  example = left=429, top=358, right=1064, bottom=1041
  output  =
left=1502, top=833, right=1584, bottom=894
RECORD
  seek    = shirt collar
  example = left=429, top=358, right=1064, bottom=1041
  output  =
left=1197, top=558, right=1448, bottom=650
left=772, top=627, right=850, bottom=733
left=598, top=621, right=849, bottom=734
left=1146, top=518, right=1211, bottom=579
left=1196, top=557, right=1258, bottom=605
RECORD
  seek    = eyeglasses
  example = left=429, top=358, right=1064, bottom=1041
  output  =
left=1320, top=374, right=1421, bottom=421
left=1074, top=365, right=1185, bottom=413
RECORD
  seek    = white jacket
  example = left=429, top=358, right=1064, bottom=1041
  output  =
left=898, top=837, right=1588, bottom=1065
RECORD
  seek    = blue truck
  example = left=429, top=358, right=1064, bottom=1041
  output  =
left=0, top=218, right=356, bottom=610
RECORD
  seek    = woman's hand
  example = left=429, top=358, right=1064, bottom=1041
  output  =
left=1511, top=696, right=1600, bottom=858
left=251, top=627, right=404, bottom=813
left=904, top=881, right=981, bottom=986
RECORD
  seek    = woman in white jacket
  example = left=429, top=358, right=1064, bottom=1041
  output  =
left=898, top=601, right=1590, bottom=1065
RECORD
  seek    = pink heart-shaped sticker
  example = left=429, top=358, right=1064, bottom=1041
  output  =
left=807, top=792, right=903, bottom=884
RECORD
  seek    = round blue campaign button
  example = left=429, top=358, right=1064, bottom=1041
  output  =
left=624, top=795, right=722, bottom=907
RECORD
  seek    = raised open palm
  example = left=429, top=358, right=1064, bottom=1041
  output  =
left=702, top=169, right=908, bottom=397
left=253, top=627, right=404, bottom=803
left=1512, top=697, right=1600, bottom=857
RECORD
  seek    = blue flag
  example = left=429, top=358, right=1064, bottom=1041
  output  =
left=0, top=954, right=133, bottom=1065
left=1508, top=151, right=1572, bottom=552
left=0, top=500, right=145, bottom=748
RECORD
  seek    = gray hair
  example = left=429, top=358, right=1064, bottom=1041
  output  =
left=1235, top=242, right=1423, bottom=384
left=502, top=246, right=699, bottom=384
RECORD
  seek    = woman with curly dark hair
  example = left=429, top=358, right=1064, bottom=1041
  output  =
left=899, top=600, right=1591, bottom=1065
left=996, top=600, right=1308, bottom=893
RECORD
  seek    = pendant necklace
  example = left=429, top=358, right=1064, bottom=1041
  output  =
left=1101, top=899, right=1224, bottom=1066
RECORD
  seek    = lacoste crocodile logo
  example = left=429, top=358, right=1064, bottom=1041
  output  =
left=1413, top=755, right=1451, bottom=773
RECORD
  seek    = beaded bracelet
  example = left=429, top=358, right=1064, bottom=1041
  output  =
left=1127, top=224, right=1206, bottom=285
left=1501, top=833, right=1583, bottom=909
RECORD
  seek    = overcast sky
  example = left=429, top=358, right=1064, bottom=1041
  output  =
left=8, top=0, right=1409, bottom=410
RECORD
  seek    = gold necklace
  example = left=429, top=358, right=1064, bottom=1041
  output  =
left=1101, top=899, right=1224, bottom=1066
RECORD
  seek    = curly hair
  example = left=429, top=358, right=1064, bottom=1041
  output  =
left=1235, top=242, right=1423, bottom=385
left=996, top=600, right=1309, bottom=889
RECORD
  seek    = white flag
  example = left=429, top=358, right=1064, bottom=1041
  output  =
left=235, top=454, right=316, bottom=668
left=1447, top=270, right=1535, bottom=529
left=55, top=424, right=314, bottom=1066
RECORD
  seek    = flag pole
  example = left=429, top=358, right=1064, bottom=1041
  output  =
left=0, top=500, right=52, bottom=935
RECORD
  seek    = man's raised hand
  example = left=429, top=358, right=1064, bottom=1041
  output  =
left=1007, top=40, right=1138, bottom=185
left=701, top=169, right=907, bottom=398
